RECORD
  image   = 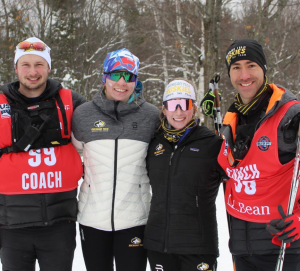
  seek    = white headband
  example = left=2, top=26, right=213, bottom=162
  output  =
left=163, top=80, right=196, bottom=102
left=14, top=37, right=51, bottom=69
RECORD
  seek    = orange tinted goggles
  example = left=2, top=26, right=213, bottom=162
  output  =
left=18, top=41, right=46, bottom=51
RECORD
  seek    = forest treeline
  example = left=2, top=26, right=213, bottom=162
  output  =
left=1, top=0, right=300, bottom=121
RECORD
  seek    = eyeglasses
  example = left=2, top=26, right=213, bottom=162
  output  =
left=18, top=41, right=46, bottom=51
left=104, top=71, right=137, bottom=83
left=163, top=99, right=194, bottom=112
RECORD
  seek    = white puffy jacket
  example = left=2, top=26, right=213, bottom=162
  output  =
left=72, top=91, right=159, bottom=231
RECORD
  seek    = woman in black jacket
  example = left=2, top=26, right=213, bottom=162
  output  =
left=144, top=79, right=224, bottom=271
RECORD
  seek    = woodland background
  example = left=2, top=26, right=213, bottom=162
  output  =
left=1, top=0, right=300, bottom=126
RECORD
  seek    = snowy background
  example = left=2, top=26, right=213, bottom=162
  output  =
left=0, top=184, right=233, bottom=271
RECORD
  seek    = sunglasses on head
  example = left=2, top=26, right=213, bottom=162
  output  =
left=18, top=41, right=46, bottom=51
left=163, top=99, right=194, bottom=112
left=104, top=71, right=137, bottom=83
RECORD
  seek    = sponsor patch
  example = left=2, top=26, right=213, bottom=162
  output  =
left=197, top=262, right=209, bottom=270
left=190, top=147, right=199, bottom=152
left=57, top=105, right=70, bottom=111
left=91, top=120, right=109, bottom=132
left=0, top=104, right=11, bottom=119
left=256, top=136, right=271, bottom=151
left=129, top=237, right=143, bottom=247
left=154, top=144, right=165, bottom=156
left=27, top=105, right=39, bottom=110
left=223, top=140, right=229, bottom=156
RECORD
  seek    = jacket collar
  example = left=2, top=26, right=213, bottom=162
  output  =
left=1, top=79, right=62, bottom=104
left=92, top=90, right=145, bottom=118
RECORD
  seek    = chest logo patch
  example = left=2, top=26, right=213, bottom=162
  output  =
left=197, top=262, right=209, bottom=270
left=0, top=104, right=11, bottom=119
left=256, top=136, right=271, bottom=151
left=91, top=120, right=109, bottom=132
left=154, top=144, right=165, bottom=156
left=94, top=120, right=106, bottom=127
left=223, top=140, right=229, bottom=156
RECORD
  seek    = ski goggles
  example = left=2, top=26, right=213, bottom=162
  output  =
left=18, top=41, right=46, bottom=51
left=163, top=99, right=194, bottom=112
left=104, top=71, right=138, bottom=83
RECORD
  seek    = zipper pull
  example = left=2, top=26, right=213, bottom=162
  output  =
left=169, top=145, right=178, bottom=165
left=196, top=195, right=199, bottom=207
left=13, top=113, right=18, bottom=142
left=169, top=152, right=174, bottom=165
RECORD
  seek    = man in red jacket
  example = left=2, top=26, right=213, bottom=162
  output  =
left=218, top=39, right=300, bottom=271
left=0, top=37, right=85, bottom=271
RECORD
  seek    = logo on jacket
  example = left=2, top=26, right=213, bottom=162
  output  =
left=57, top=105, right=70, bottom=111
left=154, top=144, right=165, bottom=156
left=94, top=120, right=106, bottom=127
left=0, top=104, right=11, bottom=119
left=190, top=147, right=199, bottom=152
left=131, top=237, right=141, bottom=244
left=91, top=120, right=109, bottom=132
left=156, top=144, right=163, bottom=151
left=129, top=237, right=143, bottom=247
left=256, top=136, right=271, bottom=151
left=132, top=122, right=138, bottom=130
left=27, top=105, right=39, bottom=110
left=155, top=265, right=164, bottom=271
left=197, top=262, right=209, bottom=270
left=223, top=140, right=229, bottom=156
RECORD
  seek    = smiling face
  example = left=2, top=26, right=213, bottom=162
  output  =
left=104, top=70, right=135, bottom=103
left=229, top=59, right=264, bottom=104
left=163, top=100, right=194, bottom=129
left=15, top=54, right=50, bottom=98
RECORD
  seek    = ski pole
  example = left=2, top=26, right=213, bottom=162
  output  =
left=213, top=74, right=222, bottom=134
left=211, top=73, right=236, bottom=271
left=275, top=121, right=300, bottom=271
left=209, top=79, right=219, bottom=134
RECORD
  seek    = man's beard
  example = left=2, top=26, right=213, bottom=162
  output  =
left=20, top=80, right=47, bottom=92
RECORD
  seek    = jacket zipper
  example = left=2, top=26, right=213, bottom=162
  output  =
left=246, top=221, right=252, bottom=255
left=111, top=102, right=119, bottom=231
left=41, top=194, right=48, bottom=226
left=173, top=146, right=185, bottom=175
left=164, top=145, right=177, bottom=252
left=13, top=112, right=18, bottom=143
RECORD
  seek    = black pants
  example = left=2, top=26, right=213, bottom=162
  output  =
left=147, top=249, right=217, bottom=271
left=79, top=224, right=147, bottom=271
left=234, top=254, right=300, bottom=271
left=0, top=221, right=76, bottom=271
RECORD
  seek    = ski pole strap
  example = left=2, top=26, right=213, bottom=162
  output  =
left=200, top=90, right=215, bottom=116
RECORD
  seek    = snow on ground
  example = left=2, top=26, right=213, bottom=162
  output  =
left=0, top=185, right=233, bottom=271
